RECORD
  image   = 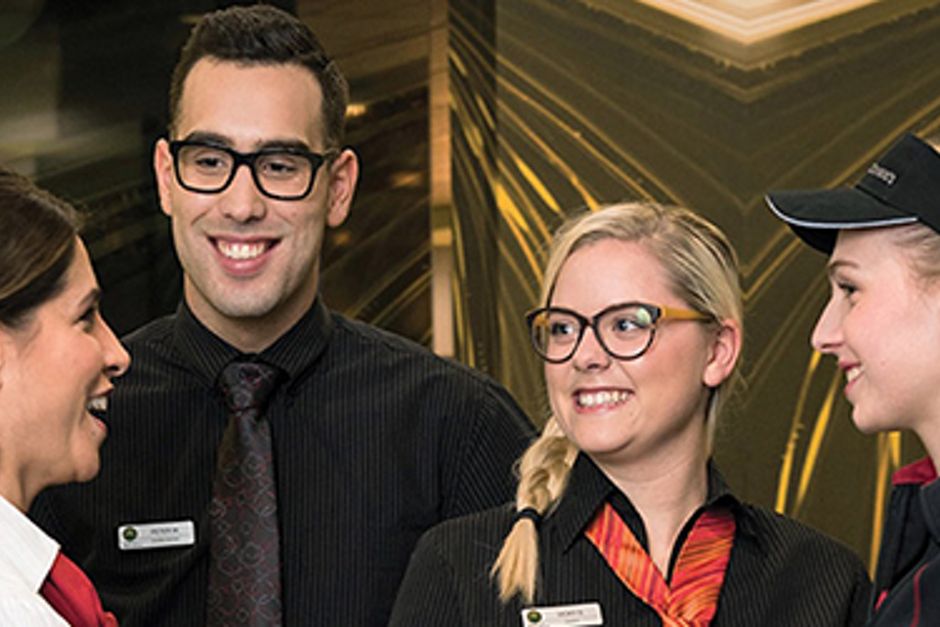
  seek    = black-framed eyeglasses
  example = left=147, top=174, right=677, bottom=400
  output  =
left=168, top=140, right=338, bottom=201
left=525, top=301, right=713, bottom=364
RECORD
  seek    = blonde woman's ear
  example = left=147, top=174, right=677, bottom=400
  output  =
left=702, top=319, right=741, bottom=388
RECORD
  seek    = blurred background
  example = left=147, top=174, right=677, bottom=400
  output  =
left=3, top=0, right=940, bottom=573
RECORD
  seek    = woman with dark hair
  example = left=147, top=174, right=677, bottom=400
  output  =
left=0, top=168, right=129, bottom=625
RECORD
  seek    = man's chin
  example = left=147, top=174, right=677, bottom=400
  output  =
left=193, top=280, right=279, bottom=320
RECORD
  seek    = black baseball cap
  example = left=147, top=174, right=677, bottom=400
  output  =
left=765, top=133, right=940, bottom=253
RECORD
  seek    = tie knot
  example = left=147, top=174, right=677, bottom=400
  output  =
left=218, top=360, right=282, bottom=411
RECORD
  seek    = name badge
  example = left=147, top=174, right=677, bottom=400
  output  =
left=117, top=520, right=196, bottom=551
left=520, top=602, right=603, bottom=626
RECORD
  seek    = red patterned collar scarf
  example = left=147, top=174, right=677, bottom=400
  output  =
left=585, top=502, right=736, bottom=627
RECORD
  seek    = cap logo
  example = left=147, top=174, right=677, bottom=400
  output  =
left=867, top=162, right=897, bottom=186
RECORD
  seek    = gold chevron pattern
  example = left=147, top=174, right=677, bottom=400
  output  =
left=4, top=0, right=940, bottom=577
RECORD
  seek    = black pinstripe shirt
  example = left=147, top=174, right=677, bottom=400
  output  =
left=390, top=454, right=872, bottom=626
left=30, top=298, right=534, bottom=626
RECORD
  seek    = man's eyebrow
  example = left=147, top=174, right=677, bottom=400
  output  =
left=180, top=131, right=230, bottom=146
left=256, top=139, right=312, bottom=152
left=179, top=132, right=312, bottom=153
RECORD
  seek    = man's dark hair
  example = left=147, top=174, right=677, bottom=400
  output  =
left=167, top=4, right=349, bottom=149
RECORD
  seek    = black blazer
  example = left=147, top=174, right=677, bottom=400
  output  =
left=869, top=457, right=940, bottom=626
left=390, top=455, right=871, bottom=626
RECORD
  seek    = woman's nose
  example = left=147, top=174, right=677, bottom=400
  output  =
left=811, top=295, right=842, bottom=355
left=571, top=325, right=611, bottom=371
left=99, top=315, right=131, bottom=378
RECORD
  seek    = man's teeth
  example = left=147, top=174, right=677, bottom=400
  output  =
left=577, top=390, right=630, bottom=408
left=846, top=366, right=863, bottom=384
left=88, top=396, right=108, bottom=413
left=217, top=240, right=267, bottom=260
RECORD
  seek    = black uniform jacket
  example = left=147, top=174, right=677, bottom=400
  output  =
left=391, top=454, right=871, bottom=626
left=869, top=457, right=940, bottom=626
left=31, top=299, right=534, bottom=626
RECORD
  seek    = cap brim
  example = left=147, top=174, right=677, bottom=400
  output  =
left=765, top=187, right=917, bottom=254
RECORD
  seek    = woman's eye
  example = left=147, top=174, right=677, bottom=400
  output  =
left=549, top=321, right=575, bottom=337
left=78, top=306, right=98, bottom=329
left=838, top=282, right=858, bottom=298
left=612, top=317, right=639, bottom=332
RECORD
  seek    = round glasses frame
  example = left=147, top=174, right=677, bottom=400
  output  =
left=525, top=301, right=713, bottom=364
left=168, top=139, right=338, bottom=201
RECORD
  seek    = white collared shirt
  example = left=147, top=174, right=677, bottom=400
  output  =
left=0, top=494, right=68, bottom=625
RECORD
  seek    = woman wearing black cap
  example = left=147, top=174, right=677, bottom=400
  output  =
left=768, top=132, right=940, bottom=627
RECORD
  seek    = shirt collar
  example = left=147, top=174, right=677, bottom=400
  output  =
left=0, top=494, right=58, bottom=593
left=171, top=296, right=333, bottom=387
left=892, top=456, right=938, bottom=486
left=550, top=453, right=749, bottom=553
left=550, top=454, right=616, bottom=551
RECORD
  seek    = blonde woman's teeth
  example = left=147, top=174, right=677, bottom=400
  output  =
left=577, top=390, right=630, bottom=408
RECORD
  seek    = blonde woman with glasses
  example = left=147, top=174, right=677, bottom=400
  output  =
left=391, top=202, right=869, bottom=626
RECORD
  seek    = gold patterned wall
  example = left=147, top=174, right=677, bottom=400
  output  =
left=5, top=0, right=940, bottom=574
left=448, top=0, right=940, bottom=567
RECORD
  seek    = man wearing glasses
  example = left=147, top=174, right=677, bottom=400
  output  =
left=31, top=5, right=533, bottom=626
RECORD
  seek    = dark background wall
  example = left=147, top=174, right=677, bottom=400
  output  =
left=3, top=0, right=939, bottom=572
left=0, top=0, right=432, bottom=341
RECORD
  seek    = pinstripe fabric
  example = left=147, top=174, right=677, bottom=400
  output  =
left=30, top=298, right=535, bottom=626
left=585, top=502, right=734, bottom=626
left=390, top=454, right=871, bottom=626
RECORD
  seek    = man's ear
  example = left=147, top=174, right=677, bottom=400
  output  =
left=325, top=147, right=359, bottom=228
left=703, top=318, right=742, bottom=388
left=153, top=138, right=175, bottom=218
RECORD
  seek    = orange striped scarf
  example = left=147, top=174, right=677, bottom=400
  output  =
left=585, top=502, right=735, bottom=626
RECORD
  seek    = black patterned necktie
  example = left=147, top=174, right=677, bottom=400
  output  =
left=207, top=360, right=283, bottom=626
